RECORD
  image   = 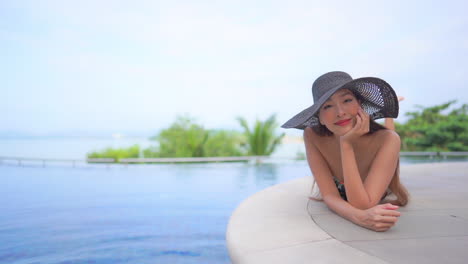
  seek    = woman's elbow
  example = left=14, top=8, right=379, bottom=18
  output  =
left=348, top=199, right=377, bottom=210
left=353, top=204, right=372, bottom=210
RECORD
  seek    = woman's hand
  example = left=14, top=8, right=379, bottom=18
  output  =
left=357, top=203, right=401, bottom=232
left=340, top=108, right=370, bottom=145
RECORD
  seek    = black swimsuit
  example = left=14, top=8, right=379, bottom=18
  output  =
left=333, top=177, right=347, bottom=201
left=334, top=177, right=389, bottom=202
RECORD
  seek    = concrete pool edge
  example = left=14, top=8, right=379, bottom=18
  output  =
left=226, top=162, right=468, bottom=264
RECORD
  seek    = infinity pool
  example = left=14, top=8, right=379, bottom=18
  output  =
left=0, top=162, right=311, bottom=264
left=2, top=157, right=467, bottom=264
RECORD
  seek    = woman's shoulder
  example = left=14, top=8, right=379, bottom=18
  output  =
left=304, top=127, right=334, bottom=149
left=304, top=127, right=326, bottom=141
left=371, top=129, right=401, bottom=146
left=303, top=127, right=315, bottom=138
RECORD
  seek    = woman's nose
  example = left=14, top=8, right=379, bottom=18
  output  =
left=336, top=105, right=346, bottom=117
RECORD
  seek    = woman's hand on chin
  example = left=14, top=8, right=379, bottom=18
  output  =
left=356, top=203, right=401, bottom=232
left=340, top=108, right=370, bottom=145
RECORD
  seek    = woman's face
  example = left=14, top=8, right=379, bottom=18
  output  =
left=318, top=89, right=361, bottom=136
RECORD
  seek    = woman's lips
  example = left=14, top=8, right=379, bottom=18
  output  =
left=335, top=119, right=352, bottom=126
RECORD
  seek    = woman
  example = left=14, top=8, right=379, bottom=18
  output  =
left=282, top=71, right=409, bottom=232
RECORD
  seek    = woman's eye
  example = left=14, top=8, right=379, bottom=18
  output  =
left=344, top=98, right=353, bottom=103
left=323, top=105, right=331, bottom=110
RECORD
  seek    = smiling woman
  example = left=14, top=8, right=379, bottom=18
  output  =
left=318, top=89, right=359, bottom=130
left=282, top=71, right=409, bottom=232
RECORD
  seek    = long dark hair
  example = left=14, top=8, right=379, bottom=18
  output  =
left=311, top=112, right=409, bottom=206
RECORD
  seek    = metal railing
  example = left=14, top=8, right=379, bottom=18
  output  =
left=0, top=157, right=115, bottom=168
left=0, top=156, right=269, bottom=167
left=400, top=152, right=468, bottom=159
left=119, top=156, right=269, bottom=164
left=1, top=152, right=467, bottom=167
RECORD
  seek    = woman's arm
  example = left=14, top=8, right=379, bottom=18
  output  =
left=304, top=128, right=346, bottom=205
left=322, top=194, right=401, bottom=232
left=340, top=108, right=401, bottom=209
left=340, top=139, right=371, bottom=209
left=340, top=131, right=400, bottom=209
left=304, top=128, right=400, bottom=231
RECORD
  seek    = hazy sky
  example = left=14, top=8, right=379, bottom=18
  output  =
left=2, top=0, right=468, bottom=136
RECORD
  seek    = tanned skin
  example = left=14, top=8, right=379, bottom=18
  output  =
left=305, top=89, right=401, bottom=232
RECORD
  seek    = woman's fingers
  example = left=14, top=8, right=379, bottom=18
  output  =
left=379, top=204, right=401, bottom=216
left=373, top=216, right=398, bottom=231
left=375, top=222, right=395, bottom=228
left=363, top=110, right=369, bottom=131
left=375, top=225, right=393, bottom=232
left=356, top=112, right=362, bottom=126
left=380, top=210, right=401, bottom=217
left=358, top=110, right=367, bottom=131
left=377, top=215, right=399, bottom=223
left=361, top=205, right=402, bottom=232
left=357, top=108, right=369, bottom=133
left=356, top=111, right=362, bottom=125
left=382, top=203, right=399, bottom=209
left=348, top=114, right=361, bottom=136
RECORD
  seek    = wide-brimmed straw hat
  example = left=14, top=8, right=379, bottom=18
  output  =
left=281, top=71, right=399, bottom=129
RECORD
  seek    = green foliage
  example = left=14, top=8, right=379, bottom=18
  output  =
left=154, top=116, right=209, bottom=157
left=88, top=114, right=286, bottom=160
left=203, top=130, right=245, bottom=157
left=87, top=145, right=140, bottom=162
left=237, top=114, right=285, bottom=156
left=143, top=116, right=245, bottom=158
left=396, top=101, right=468, bottom=151
left=142, top=146, right=160, bottom=158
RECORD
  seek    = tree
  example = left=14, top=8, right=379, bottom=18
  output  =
left=144, top=116, right=244, bottom=158
left=151, top=116, right=210, bottom=157
left=396, top=101, right=468, bottom=151
left=203, top=130, right=245, bottom=157
left=87, top=145, right=140, bottom=162
left=237, top=114, right=285, bottom=156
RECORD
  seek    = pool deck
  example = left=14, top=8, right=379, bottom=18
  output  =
left=226, top=162, right=468, bottom=264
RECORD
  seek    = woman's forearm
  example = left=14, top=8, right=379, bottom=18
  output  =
left=323, top=195, right=363, bottom=225
left=324, top=195, right=401, bottom=232
left=340, top=140, right=372, bottom=209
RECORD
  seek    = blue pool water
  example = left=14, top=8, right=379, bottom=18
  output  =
left=2, top=154, right=468, bottom=263
left=0, top=161, right=312, bottom=264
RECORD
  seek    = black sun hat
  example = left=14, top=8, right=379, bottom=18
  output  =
left=281, top=71, right=399, bottom=129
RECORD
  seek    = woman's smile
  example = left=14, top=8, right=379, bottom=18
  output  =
left=334, top=118, right=352, bottom=126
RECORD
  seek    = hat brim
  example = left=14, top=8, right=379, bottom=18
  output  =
left=281, top=77, right=399, bottom=129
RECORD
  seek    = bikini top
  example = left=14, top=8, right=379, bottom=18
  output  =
left=333, top=177, right=347, bottom=201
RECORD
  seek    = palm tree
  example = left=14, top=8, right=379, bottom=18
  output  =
left=237, top=114, right=285, bottom=156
